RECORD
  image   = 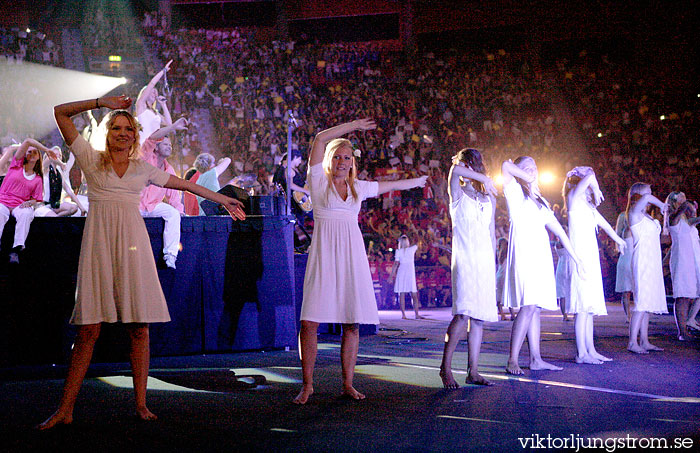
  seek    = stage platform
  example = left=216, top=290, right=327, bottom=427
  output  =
left=0, top=216, right=298, bottom=367
left=1, top=304, right=699, bottom=451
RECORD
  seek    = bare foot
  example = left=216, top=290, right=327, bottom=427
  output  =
left=293, top=385, right=314, bottom=405
left=686, top=319, right=700, bottom=330
left=641, top=342, right=663, bottom=352
left=136, top=406, right=157, bottom=421
left=415, top=315, right=426, bottom=320
left=627, top=344, right=648, bottom=354
left=529, top=359, right=563, bottom=371
left=466, top=372, right=493, bottom=386
left=401, top=315, right=408, bottom=320
left=36, top=411, right=73, bottom=430
left=439, top=367, right=460, bottom=389
left=590, top=351, right=612, bottom=362
left=575, top=354, right=603, bottom=365
left=341, top=386, right=365, bottom=400
left=506, top=360, right=524, bottom=376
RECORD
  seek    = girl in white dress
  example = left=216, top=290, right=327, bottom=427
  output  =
left=135, top=60, right=173, bottom=145
left=39, top=96, right=245, bottom=430
left=294, top=119, right=428, bottom=405
left=626, top=182, right=668, bottom=354
left=555, top=235, right=571, bottom=321
left=663, top=191, right=700, bottom=340
left=390, top=235, right=423, bottom=319
left=615, top=211, right=635, bottom=322
left=439, top=149, right=498, bottom=388
left=502, top=157, right=584, bottom=375
left=563, top=167, right=626, bottom=364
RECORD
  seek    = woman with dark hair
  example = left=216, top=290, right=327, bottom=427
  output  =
left=563, top=166, right=626, bottom=364
left=0, top=138, right=53, bottom=263
left=626, top=182, right=667, bottom=353
left=439, top=148, right=498, bottom=388
left=501, top=156, right=583, bottom=375
left=38, top=95, right=245, bottom=430
left=293, top=119, right=427, bottom=405
left=663, top=191, right=700, bottom=341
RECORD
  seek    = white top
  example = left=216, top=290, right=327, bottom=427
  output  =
left=668, top=220, right=700, bottom=298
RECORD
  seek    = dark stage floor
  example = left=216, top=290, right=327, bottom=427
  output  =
left=3, top=304, right=699, bottom=452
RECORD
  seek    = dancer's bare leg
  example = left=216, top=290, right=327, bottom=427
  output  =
left=528, top=308, right=563, bottom=371
left=621, top=292, right=631, bottom=323
left=574, top=313, right=601, bottom=364
left=411, top=292, right=425, bottom=319
left=688, top=298, right=700, bottom=330
left=674, top=298, right=690, bottom=340
left=439, top=315, right=468, bottom=388
left=127, top=324, right=156, bottom=420
left=627, top=310, right=647, bottom=353
left=293, top=321, right=318, bottom=404
left=506, top=305, right=535, bottom=375
left=639, top=312, right=663, bottom=351
left=466, top=319, right=491, bottom=385
left=399, top=293, right=407, bottom=319
left=559, top=298, right=568, bottom=321
left=586, top=315, right=611, bottom=361
left=37, top=324, right=101, bottom=430
left=340, top=323, right=364, bottom=400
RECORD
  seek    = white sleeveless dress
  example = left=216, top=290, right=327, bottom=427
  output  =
left=450, top=192, right=497, bottom=322
left=630, top=216, right=668, bottom=313
left=668, top=220, right=700, bottom=298
left=567, top=205, right=607, bottom=315
left=394, top=245, right=418, bottom=293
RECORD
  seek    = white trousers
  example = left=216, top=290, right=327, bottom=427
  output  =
left=0, top=203, right=35, bottom=249
left=140, top=202, right=181, bottom=257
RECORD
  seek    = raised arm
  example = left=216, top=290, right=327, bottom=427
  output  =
left=156, top=95, right=173, bottom=126
left=309, top=119, right=376, bottom=166
left=0, top=145, right=16, bottom=171
left=135, top=60, right=172, bottom=116
left=448, top=163, right=498, bottom=200
left=15, top=138, right=52, bottom=161
left=54, top=96, right=132, bottom=146
left=148, top=117, right=188, bottom=141
left=164, top=175, right=245, bottom=220
left=628, top=194, right=666, bottom=225
left=569, top=172, right=604, bottom=206
left=213, top=157, right=231, bottom=177
left=501, top=160, right=534, bottom=186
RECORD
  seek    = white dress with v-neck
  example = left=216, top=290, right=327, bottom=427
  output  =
left=300, top=163, right=379, bottom=324
left=69, top=136, right=172, bottom=324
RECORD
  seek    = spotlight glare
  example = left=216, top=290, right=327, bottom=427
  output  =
left=597, top=132, right=603, bottom=138
left=494, top=174, right=504, bottom=186
left=539, top=171, right=555, bottom=185
left=26, top=28, right=31, bottom=33
left=660, top=115, right=666, bottom=120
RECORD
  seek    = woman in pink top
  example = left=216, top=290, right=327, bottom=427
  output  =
left=0, top=138, right=54, bottom=263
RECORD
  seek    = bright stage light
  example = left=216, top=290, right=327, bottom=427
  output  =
left=539, top=171, right=555, bottom=185
left=0, top=61, right=128, bottom=141
left=597, top=132, right=603, bottom=138
left=494, top=173, right=504, bottom=186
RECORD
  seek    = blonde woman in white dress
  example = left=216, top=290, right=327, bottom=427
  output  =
left=663, top=191, right=700, bottom=341
left=502, top=156, right=584, bottom=375
left=390, top=235, right=424, bottom=319
left=626, top=182, right=667, bottom=353
left=563, top=167, right=626, bottom=364
left=439, top=148, right=498, bottom=388
left=294, top=119, right=428, bottom=405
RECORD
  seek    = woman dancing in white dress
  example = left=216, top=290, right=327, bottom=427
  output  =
left=390, top=235, right=424, bottom=320
left=626, top=182, right=667, bottom=353
left=663, top=191, right=700, bottom=340
left=39, top=95, right=245, bottom=430
left=502, top=157, right=584, bottom=375
left=439, top=148, right=498, bottom=388
left=294, top=119, right=427, bottom=404
left=615, top=210, right=635, bottom=322
left=563, top=167, right=626, bottom=364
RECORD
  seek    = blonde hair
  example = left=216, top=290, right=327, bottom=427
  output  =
left=100, top=110, right=141, bottom=171
left=663, top=191, right=685, bottom=232
left=398, top=235, right=410, bottom=249
left=194, top=153, right=215, bottom=173
left=322, top=138, right=358, bottom=201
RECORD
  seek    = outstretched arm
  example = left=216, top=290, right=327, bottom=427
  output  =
left=148, top=117, right=188, bottom=141
left=309, top=119, right=376, bottom=167
left=377, top=176, right=428, bottom=196
left=164, top=175, right=245, bottom=220
left=55, top=96, right=132, bottom=146
left=135, top=60, right=172, bottom=116
left=546, top=216, right=585, bottom=278
left=594, top=210, right=626, bottom=253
